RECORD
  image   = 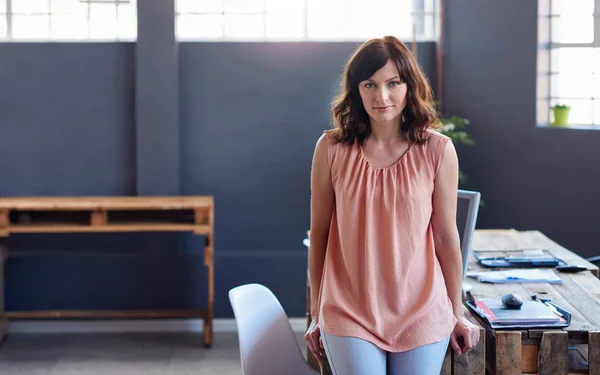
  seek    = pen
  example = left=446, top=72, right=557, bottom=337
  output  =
left=543, top=302, right=564, bottom=318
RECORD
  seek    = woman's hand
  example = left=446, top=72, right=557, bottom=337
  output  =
left=450, top=316, right=480, bottom=355
left=304, top=318, right=324, bottom=365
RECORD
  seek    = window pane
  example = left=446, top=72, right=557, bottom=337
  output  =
left=118, top=3, right=137, bottom=39
left=0, top=15, right=5, bottom=38
left=551, top=16, right=593, bottom=43
left=177, top=14, right=224, bottom=38
left=554, top=48, right=595, bottom=75
left=551, top=99, right=593, bottom=125
left=224, top=0, right=264, bottom=14
left=177, top=0, right=223, bottom=14
left=12, top=15, right=49, bottom=39
left=348, top=0, right=411, bottom=38
left=51, top=0, right=83, bottom=14
left=265, top=0, right=303, bottom=13
left=266, top=12, right=304, bottom=38
left=89, top=3, right=118, bottom=39
left=50, top=13, right=88, bottom=39
left=551, top=73, right=594, bottom=98
left=0, top=0, right=6, bottom=13
left=307, top=0, right=346, bottom=39
left=594, top=100, right=600, bottom=125
left=224, top=14, right=264, bottom=37
left=551, top=0, right=594, bottom=16
left=413, top=13, right=435, bottom=39
left=13, top=0, right=49, bottom=14
left=594, top=73, right=600, bottom=98
left=424, top=0, right=436, bottom=13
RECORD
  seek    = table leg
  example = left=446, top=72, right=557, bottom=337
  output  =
left=495, top=331, right=522, bottom=375
left=0, top=239, right=7, bottom=345
left=203, top=236, right=214, bottom=348
left=538, top=331, right=568, bottom=375
left=589, top=331, right=600, bottom=375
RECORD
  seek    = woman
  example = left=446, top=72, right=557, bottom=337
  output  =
left=304, top=36, right=480, bottom=375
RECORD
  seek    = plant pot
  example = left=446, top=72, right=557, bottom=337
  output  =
left=552, top=107, right=570, bottom=127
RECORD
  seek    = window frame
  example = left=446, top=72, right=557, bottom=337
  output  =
left=174, top=0, right=440, bottom=42
left=537, top=0, right=600, bottom=128
left=0, top=0, right=136, bottom=41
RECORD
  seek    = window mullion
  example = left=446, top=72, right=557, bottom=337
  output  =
left=595, top=0, right=600, bottom=45
left=6, top=0, right=11, bottom=38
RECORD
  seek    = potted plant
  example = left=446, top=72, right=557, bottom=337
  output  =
left=437, top=115, right=473, bottom=186
left=551, top=104, right=571, bottom=127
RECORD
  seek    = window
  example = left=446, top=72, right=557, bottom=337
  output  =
left=538, top=0, right=600, bottom=127
left=0, top=0, right=137, bottom=41
left=175, top=0, right=438, bottom=41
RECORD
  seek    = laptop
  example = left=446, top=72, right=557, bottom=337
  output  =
left=457, top=190, right=481, bottom=280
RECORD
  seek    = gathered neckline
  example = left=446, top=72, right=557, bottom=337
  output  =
left=358, top=142, right=413, bottom=170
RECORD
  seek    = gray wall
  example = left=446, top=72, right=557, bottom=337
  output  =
left=444, top=0, right=600, bottom=259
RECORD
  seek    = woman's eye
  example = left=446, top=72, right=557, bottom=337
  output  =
left=364, top=83, right=374, bottom=88
left=389, top=81, right=401, bottom=87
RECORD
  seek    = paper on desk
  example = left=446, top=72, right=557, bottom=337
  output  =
left=466, top=268, right=563, bottom=284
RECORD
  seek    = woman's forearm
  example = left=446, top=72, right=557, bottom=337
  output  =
left=308, top=229, right=328, bottom=320
left=436, top=243, right=465, bottom=317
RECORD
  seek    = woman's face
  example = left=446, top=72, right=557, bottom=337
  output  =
left=358, top=59, right=408, bottom=125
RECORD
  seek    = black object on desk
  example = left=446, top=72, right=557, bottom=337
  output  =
left=555, top=265, right=588, bottom=273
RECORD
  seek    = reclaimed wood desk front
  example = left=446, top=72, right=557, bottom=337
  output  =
left=467, top=229, right=600, bottom=374
left=0, top=196, right=215, bottom=347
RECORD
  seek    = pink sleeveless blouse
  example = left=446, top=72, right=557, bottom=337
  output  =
left=316, top=128, right=457, bottom=352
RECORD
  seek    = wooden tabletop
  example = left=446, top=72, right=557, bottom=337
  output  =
left=0, top=196, right=214, bottom=211
left=467, top=229, right=600, bottom=343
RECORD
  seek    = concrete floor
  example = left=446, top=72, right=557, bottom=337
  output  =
left=0, top=331, right=307, bottom=375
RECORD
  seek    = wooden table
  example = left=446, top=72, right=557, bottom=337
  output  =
left=467, top=229, right=600, bottom=374
left=0, top=196, right=215, bottom=347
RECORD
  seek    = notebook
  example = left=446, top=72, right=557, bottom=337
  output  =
left=466, top=268, right=563, bottom=284
left=467, top=298, right=571, bottom=329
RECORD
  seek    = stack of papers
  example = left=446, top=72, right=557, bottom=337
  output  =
left=466, top=268, right=563, bottom=284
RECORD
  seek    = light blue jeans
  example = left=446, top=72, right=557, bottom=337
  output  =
left=321, top=331, right=450, bottom=375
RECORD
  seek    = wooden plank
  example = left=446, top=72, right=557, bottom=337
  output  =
left=554, top=275, right=600, bottom=331
left=590, top=331, right=600, bottom=375
left=521, top=344, right=538, bottom=373
left=90, top=210, right=107, bottom=226
left=0, top=196, right=214, bottom=211
left=538, top=331, right=568, bottom=375
left=440, top=348, right=452, bottom=375
left=6, top=309, right=207, bottom=319
left=194, top=207, right=209, bottom=226
left=7, top=223, right=210, bottom=234
left=520, top=230, right=599, bottom=278
left=495, top=331, right=522, bottom=375
left=0, top=209, right=8, bottom=228
left=0, top=241, right=5, bottom=345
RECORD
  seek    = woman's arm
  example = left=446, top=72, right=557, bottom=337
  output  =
left=308, top=134, right=335, bottom=319
left=431, top=140, right=464, bottom=318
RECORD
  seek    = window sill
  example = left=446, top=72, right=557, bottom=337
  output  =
left=536, top=123, right=600, bottom=130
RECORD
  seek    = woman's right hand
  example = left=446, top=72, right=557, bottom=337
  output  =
left=304, top=318, right=324, bottom=365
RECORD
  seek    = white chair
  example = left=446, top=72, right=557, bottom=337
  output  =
left=229, top=283, right=319, bottom=375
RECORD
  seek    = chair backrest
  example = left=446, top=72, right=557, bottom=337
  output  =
left=229, top=283, right=317, bottom=375
left=457, top=189, right=481, bottom=279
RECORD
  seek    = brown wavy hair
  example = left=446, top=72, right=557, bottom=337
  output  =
left=330, top=36, right=440, bottom=146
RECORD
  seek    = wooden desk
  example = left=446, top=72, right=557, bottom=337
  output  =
left=0, top=196, right=215, bottom=347
left=467, top=229, right=600, bottom=374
